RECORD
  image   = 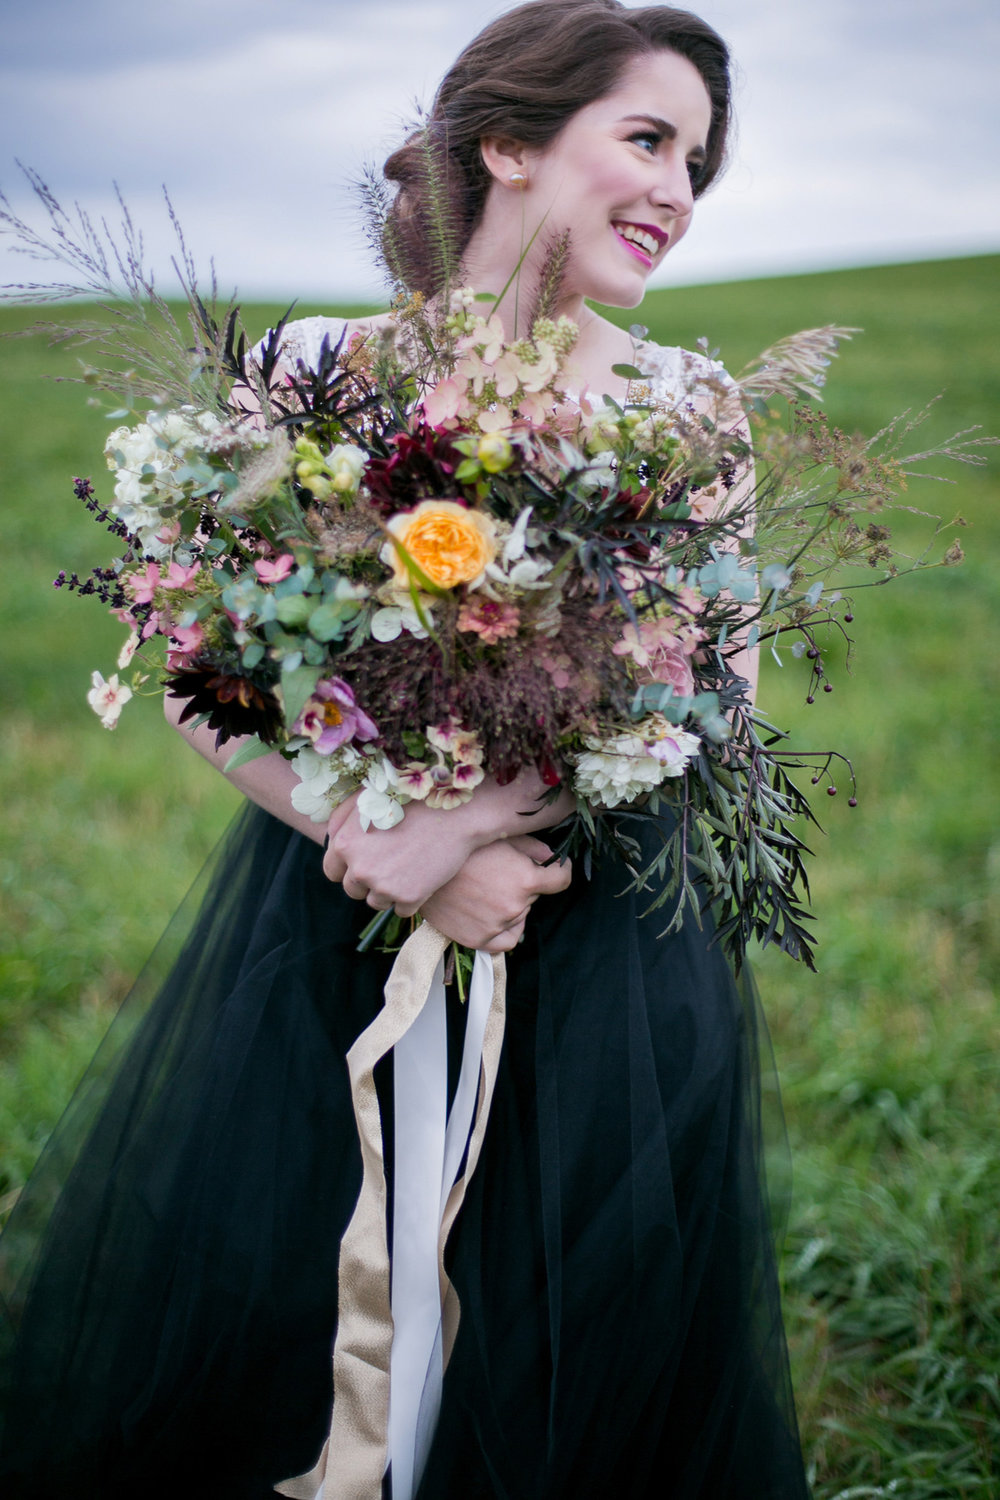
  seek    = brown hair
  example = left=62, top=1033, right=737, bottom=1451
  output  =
left=383, top=0, right=732, bottom=294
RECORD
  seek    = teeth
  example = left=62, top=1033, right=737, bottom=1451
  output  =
left=616, top=223, right=659, bottom=256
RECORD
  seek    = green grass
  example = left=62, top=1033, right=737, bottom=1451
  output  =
left=1, top=255, right=998, bottom=1492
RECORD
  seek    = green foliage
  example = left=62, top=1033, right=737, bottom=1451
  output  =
left=2, top=256, right=998, bottom=1488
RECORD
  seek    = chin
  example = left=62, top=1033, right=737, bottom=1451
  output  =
left=588, top=280, right=648, bottom=311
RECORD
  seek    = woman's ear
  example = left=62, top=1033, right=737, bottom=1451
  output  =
left=480, top=135, right=531, bottom=189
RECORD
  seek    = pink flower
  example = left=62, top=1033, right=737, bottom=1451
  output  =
left=456, top=597, right=520, bottom=644
left=423, top=378, right=469, bottom=429
left=538, top=650, right=572, bottom=690
left=293, top=677, right=379, bottom=753
left=141, top=609, right=164, bottom=641
left=127, top=562, right=161, bottom=604
left=614, top=618, right=699, bottom=696
left=254, top=554, right=295, bottom=583
left=517, top=391, right=553, bottom=428
left=166, top=623, right=205, bottom=669
left=163, top=560, right=202, bottom=590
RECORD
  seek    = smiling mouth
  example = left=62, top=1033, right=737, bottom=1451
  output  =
left=612, top=221, right=668, bottom=267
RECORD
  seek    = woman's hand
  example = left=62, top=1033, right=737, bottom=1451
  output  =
left=323, top=772, right=574, bottom=916
left=419, top=836, right=572, bottom=952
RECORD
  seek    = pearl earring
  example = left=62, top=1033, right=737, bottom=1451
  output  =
left=509, top=172, right=528, bottom=189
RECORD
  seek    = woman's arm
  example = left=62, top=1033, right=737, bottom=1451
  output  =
left=165, top=693, right=575, bottom=914
left=164, top=694, right=327, bottom=844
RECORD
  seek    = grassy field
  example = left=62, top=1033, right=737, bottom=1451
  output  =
left=1, top=254, right=998, bottom=1496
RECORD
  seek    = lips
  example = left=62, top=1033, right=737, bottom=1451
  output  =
left=612, top=221, right=669, bottom=268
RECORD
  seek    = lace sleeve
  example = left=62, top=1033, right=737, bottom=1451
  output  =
left=634, top=341, right=737, bottom=408
left=250, top=316, right=349, bottom=373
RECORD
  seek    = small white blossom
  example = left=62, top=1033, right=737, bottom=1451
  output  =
left=357, top=758, right=411, bottom=830
left=86, top=670, right=132, bottom=729
left=288, top=743, right=364, bottom=822
left=327, top=443, right=366, bottom=494
left=116, top=630, right=140, bottom=670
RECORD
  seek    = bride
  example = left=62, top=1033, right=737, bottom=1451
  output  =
left=0, top=3, right=810, bottom=1496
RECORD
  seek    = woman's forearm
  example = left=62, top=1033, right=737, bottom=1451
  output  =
left=163, top=695, right=327, bottom=845
left=166, top=693, right=574, bottom=856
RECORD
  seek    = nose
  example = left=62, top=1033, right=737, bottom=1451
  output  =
left=650, top=148, right=695, bottom=221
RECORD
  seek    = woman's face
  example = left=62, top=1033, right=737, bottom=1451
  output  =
left=520, top=49, right=713, bottom=309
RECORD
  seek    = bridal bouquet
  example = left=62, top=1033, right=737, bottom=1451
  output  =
left=7, top=175, right=979, bottom=971
left=69, top=282, right=971, bottom=972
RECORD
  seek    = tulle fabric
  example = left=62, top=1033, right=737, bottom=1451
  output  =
left=0, top=804, right=808, bottom=1499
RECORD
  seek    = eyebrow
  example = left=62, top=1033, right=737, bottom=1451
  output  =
left=620, top=113, right=708, bottom=163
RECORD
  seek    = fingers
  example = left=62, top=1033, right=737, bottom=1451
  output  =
left=507, top=836, right=572, bottom=895
left=535, top=854, right=572, bottom=895
left=323, top=843, right=348, bottom=884
left=480, top=914, right=528, bottom=953
left=322, top=797, right=358, bottom=885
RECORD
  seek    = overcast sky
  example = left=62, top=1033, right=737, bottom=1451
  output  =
left=2, top=0, right=998, bottom=302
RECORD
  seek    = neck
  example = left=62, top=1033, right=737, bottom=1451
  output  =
left=459, top=208, right=587, bottom=341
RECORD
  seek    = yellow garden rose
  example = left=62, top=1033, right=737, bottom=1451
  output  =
left=385, top=500, right=496, bottom=589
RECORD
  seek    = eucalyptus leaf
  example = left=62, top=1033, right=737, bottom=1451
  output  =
left=274, top=594, right=313, bottom=628
left=308, top=601, right=353, bottom=642
left=223, top=736, right=274, bottom=773
left=611, top=363, right=644, bottom=381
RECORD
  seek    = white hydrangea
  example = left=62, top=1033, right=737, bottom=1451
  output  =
left=104, top=407, right=223, bottom=556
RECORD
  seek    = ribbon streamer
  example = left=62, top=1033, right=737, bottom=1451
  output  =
left=276, top=925, right=506, bottom=1500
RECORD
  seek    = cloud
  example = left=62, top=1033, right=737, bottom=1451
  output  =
left=2, top=0, right=998, bottom=300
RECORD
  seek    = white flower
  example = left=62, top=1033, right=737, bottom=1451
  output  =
left=289, top=743, right=364, bottom=822
left=356, top=763, right=409, bottom=830
left=572, top=716, right=700, bottom=808
left=484, top=511, right=552, bottom=590
left=116, top=630, right=140, bottom=670
left=327, top=443, right=366, bottom=494
left=577, top=450, right=617, bottom=493
left=104, top=407, right=224, bottom=556
left=86, top=670, right=132, bottom=729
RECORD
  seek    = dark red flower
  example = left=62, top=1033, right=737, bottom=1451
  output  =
left=166, top=659, right=283, bottom=748
left=364, top=422, right=468, bottom=517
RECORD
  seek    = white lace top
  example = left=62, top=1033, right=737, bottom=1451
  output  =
left=255, top=315, right=735, bottom=406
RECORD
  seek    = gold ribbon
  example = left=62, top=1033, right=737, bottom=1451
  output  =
left=276, top=923, right=507, bottom=1500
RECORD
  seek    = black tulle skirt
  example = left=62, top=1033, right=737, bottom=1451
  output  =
left=0, top=805, right=809, bottom=1498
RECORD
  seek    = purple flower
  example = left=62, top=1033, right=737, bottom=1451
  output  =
left=294, top=677, right=379, bottom=753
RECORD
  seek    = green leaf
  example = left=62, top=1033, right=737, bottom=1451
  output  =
left=611, top=363, right=644, bottom=381
left=223, top=736, right=275, bottom=773
left=280, top=661, right=322, bottom=728
left=308, top=601, right=353, bottom=642
left=274, top=594, right=313, bottom=627
left=240, top=640, right=265, bottom=671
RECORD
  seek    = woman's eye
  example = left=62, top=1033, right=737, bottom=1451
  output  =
left=628, top=132, right=660, bottom=155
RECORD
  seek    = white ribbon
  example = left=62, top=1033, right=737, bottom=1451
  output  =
left=388, top=948, right=495, bottom=1500
left=280, top=928, right=505, bottom=1500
